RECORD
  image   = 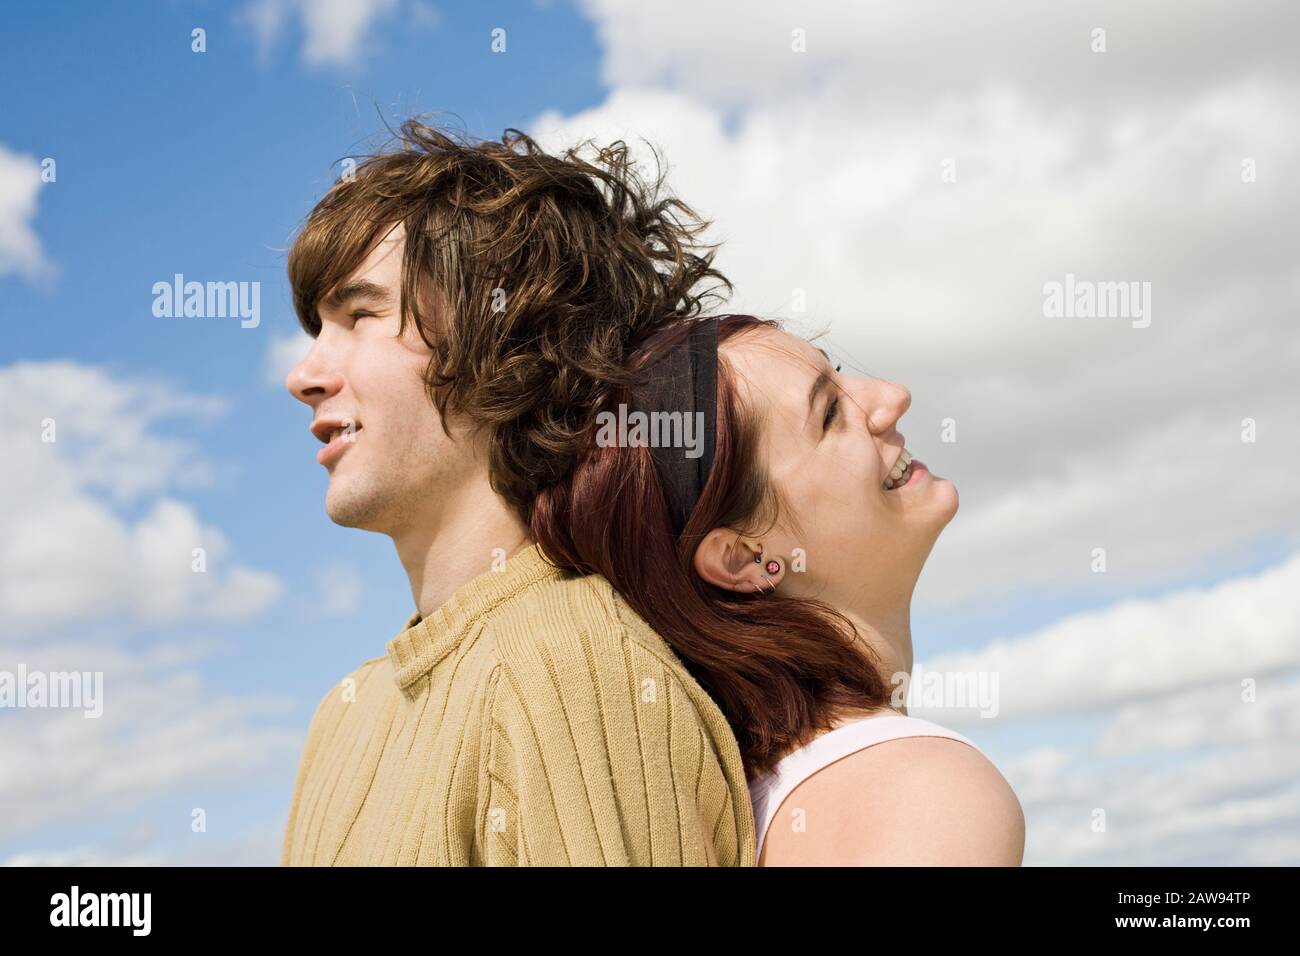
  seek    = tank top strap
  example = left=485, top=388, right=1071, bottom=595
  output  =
left=748, top=715, right=985, bottom=859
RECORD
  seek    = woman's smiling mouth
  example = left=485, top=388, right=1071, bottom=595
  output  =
left=884, top=448, right=912, bottom=490
left=885, top=449, right=930, bottom=491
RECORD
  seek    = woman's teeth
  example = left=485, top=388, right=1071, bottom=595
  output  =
left=884, top=449, right=913, bottom=490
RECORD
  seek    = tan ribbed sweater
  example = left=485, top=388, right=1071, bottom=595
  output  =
left=281, top=543, right=756, bottom=866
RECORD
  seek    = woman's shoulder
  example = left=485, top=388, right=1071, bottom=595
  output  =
left=761, top=714, right=1024, bottom=865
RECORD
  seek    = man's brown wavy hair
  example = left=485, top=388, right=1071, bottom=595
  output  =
left=288, top=118, right=731, bottom=521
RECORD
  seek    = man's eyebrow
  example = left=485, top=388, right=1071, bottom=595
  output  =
left=323, top=280, right=393, bottom=308
left=805, top=348, right=836, bottom=427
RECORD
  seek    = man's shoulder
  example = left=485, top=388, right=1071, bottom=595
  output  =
left=483, top=567, right=743, bottom=749
left=480, top=568, right=756, bottom=865
left=338, top=654, right=389, bottom=690
left=305, top=655, right=390, bottom=716
left=483, top=569, right=708, bottom=698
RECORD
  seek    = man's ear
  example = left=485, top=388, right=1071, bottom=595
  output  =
left=692, top=528, right=763, bottom=592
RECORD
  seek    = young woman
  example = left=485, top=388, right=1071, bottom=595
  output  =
left=533, top=314, right=1024, bottom=866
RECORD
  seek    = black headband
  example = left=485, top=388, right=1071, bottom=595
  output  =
left=627, top=318, right=719, bottom=537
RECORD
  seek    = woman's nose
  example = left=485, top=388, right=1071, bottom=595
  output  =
left=877, top=381, right=912, bottom=430
left=848, top=376, right=911, bottom=433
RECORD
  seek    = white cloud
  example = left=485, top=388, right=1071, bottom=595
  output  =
left=315, top=561, right=363, bottom=615
left=1018, top=741, right=1300, bottom=865
left=0, top=357, right=296, bottom=852
left=409, top=1, right=440, bottom=32
left=2, top=826, right=283, bottom=866
left=0, top=144, right=52, bottom=280
left=577, top=0, right=1300, bottom=112
left=3, top=847, right=167, bottom=866
left=1, top=361, right=281, bottom=628
left=0, top=633, right=299, bottom=843
left=264, top=329, right=312, bottom=388
left=905, top=559, right=1300, bottom=863
left=914, top=551, right=1300, bottom=722
left=0, top=362, right=294, bottom=852
left=240, top=0, right=400, bottom=67
left=1093, top=674, right=1300, bottom=757
left=992, top=676, right=1300, bottom=864
left=538, top=2, right=1300, bottom=864
left=530, top=31, right=1300, bottom=609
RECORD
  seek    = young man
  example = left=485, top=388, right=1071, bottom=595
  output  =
left=279, top=122, right=754, bottom=865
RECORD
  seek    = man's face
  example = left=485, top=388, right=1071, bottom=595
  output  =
left=286, top=222, right=481, bottom=536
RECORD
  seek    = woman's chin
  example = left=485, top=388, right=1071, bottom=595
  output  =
left=937, top=477, right=959, bottom=519
left=912, top=470, right=958, bottom=516
left=893, top=472, right=959, bottom=522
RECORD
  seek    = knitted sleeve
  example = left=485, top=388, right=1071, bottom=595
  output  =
left=476, top=629, right=740, bottom=866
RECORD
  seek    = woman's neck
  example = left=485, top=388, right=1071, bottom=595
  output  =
left=840, top=601, right=914, bottom=707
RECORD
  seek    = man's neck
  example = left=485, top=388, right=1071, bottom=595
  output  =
left=392, top=481, right=532, bottom=620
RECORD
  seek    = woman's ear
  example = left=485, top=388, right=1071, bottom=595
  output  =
left=692, top=529, right=763, bottom=592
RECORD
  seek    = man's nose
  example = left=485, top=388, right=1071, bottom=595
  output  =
left=285, top=339, right=343, bottom=407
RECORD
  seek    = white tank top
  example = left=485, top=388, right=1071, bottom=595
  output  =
left=748, top=714, right=985, bottom=860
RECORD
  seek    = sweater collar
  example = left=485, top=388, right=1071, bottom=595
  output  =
left=386, top=542, right=563, bottom=691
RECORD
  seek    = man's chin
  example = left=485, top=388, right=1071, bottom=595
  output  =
left=324, top=483, right=383, bottom=531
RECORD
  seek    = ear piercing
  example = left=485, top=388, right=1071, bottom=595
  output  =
left=752, top=545, right=781, bottom=594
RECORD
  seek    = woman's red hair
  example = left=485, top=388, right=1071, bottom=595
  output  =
left=531, top=314, right=891, bottom=781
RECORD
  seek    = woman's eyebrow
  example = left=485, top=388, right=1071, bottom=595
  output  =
left=805, top=360, right=836, bottom=426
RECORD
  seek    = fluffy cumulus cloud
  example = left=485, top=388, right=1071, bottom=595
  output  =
left=916, top=552, right=1300, bottom=723
left=0, top=634, right=299, bottom=846
left=2, top=827, right=285, bottom=866
left=314, top=561, right=364, bottom=615
left=0, top=144, right=52, bottom=280
left=1, top=362, right=294, bottom=861
left=1, top=361, right=281, bottom=628
left=903, top=555, right=1300, bottom=863
left=533, top=0, right=1300, bottom=609
left=577, top=0, right=1300, bottom=111
left=994, top=676, right=1300, bottom=865
left=263, top=328, right=312, bottom=388
left=909, top=554, right=1300, bottom=723
left=532, top=0, right=1300, bottom=865
left=240, top=0, right=400, bottom=67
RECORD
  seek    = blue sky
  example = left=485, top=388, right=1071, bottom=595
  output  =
left=1, top=0, right=611, bottom=865
left=3, top=0, right=1298, bottom=865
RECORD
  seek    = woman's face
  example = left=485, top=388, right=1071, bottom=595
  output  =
left=721, top=326, right=959, bottom=609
